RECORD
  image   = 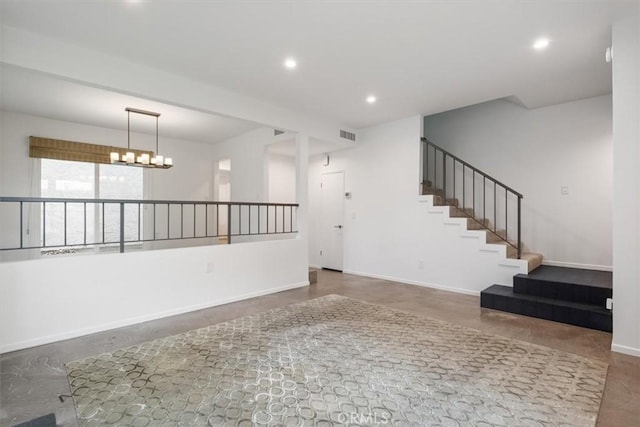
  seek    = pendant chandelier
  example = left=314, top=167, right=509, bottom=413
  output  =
left=110, top=107, right=173, bottom=169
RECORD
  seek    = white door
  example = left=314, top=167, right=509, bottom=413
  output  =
left=320, top=171, right=344, bottom=271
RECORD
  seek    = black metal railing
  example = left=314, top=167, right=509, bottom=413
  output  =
left=0, top=197, right=298, bottom=254
left=421, top=137, right=522, bottom=259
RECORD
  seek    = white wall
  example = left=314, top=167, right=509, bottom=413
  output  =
left=211, top=127, right=276, bottom=203
left=424, top=95, right=613, bottom=270
left=0, top=238, right=308, bottom=353
left=612, top=15, right=640, bottom=357
left=267, top=152, right=296, bottom=203
left=309, top=115, right=526, bottom=294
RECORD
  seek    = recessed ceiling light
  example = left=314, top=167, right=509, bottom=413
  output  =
left=533, top=37, right=550, bottom=50
left=366, top=95, right=377, bottom=104
left=284, top=58, right=297, bottom=69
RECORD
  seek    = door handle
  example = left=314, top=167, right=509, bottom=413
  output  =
left=334, top=225, right=343, bottom=229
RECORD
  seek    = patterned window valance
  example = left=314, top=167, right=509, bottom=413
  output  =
left=29, top=136, right=153, bottom=165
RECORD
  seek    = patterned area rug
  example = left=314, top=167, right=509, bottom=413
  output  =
left=66, top=295, right=608, bottom=426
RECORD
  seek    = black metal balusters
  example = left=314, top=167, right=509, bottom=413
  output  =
left=421, top=137, right=523, bottom=259
left=0, top=197, right=299, bottom=252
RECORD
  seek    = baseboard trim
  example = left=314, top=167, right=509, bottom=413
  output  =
left=342, top=270, right=480, bottom=296
left=542, top=260, right=613, bottom=272
left=308, top=264, right=322, bottom=269
left=611, top=342, right=640, bottom=357
left=0, top=281, right=309, bottom=354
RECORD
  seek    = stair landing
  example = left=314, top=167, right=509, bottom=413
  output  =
left=481, top=266, right=612, bottom=332
left=520, top=265, right=612, bottom=289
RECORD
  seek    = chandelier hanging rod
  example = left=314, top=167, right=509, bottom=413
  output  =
left=110, top=107, right=173, bottom=168
left=125, top=107, right=161, bottom=117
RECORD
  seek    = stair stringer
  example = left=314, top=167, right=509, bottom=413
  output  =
left=418, top=195, right=527, bottom=292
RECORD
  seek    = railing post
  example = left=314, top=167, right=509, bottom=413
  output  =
left=472, top=172, right=475, bottom=218
left=505, top=188, right=508, bottom=241
left=422, top=140, right=429, bottom=183
left=483, top=177, right=485, bottom=224
left=43, top=201, right=46, bottom=248
left=426, top=143, right=429, bottom=185
left=442, top=154, right=447, bottom=200
left=119, top=202, right=125, bottom=253
left=83, top=203, right=87, bottom=246
left=434, top=149, right=438, bottom=190
left=19, top=201, right=23, bottom=249
left=102, top=203, right=105, bottom=244
left=517, top=196, right=522, bottom=259
left=227, top=204, right=232, bottom=244
left=137, top=203, right=141, bottom=242
left=462, top=166, right=466, bottom=209
left=453, top=159, right=456, bottom=202
left=64, top=202, right=67, bottom=247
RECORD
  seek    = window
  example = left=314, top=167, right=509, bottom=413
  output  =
left=40, top=159, right=143, bottom=250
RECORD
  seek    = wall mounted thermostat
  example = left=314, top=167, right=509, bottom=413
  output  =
left=345, top=192, right=352, bottom=199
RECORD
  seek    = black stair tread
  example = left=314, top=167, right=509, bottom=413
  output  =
left=482, top=284, right=610, bottom=314
left=517, top=265, right=612, bottom=289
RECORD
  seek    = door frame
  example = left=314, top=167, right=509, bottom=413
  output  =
left=320, top=170, right=345, bottom=271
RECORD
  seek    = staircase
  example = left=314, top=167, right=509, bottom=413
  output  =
left=420, top=138, right=543, bottom=272
left=421, top=181, right=543, bottom=272
left=481, top=266, right=612, bottom=332
left=420, top=137, right=611, bottom=333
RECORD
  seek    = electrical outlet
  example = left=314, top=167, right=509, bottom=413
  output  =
left=418, top=260, right=424, bottom=270
left=561, top=186, right=569, bottom=195
left=206, top=261, right=214, bottom=274
left=606, top=298, right=613, bottom=310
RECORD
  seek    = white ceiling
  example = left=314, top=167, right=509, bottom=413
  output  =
left=1, top=1, right=637, bottom=130
left=0, top=64, right=260, bottom=144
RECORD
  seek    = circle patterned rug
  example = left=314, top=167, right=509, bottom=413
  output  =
left=66, top=294, right=607, bottom=426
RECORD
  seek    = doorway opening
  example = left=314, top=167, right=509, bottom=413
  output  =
left=320, top=171, right=344, bottom=271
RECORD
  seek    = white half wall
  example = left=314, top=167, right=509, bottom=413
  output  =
left=0, top=113, right=309, bottom=354
left=611, top=15, right=640, bottom=357
left=0, top=238, right=308, bottom=353
left=308, top=115, right=526, bottom=294
left=424, top=95, right=613, bottom=270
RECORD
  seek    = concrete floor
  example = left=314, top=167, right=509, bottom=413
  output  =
left=1, top=269, right=638, bottom=426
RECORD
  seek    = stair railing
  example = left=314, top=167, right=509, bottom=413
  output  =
left=421, top=137, right=522, bottom=259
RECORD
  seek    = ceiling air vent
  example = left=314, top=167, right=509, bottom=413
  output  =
left=274, top=129, right=285, bottom=136
left=340, top=130, right=356, bottom=141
